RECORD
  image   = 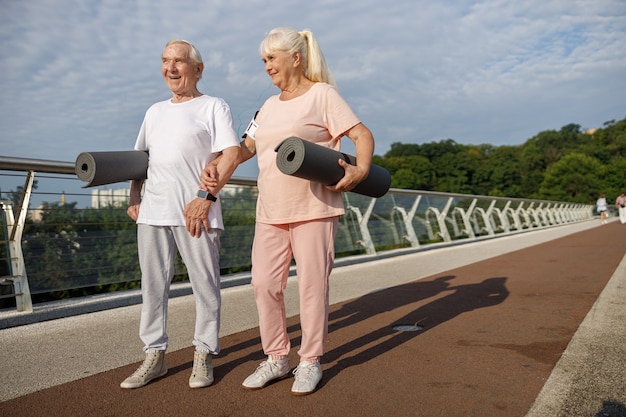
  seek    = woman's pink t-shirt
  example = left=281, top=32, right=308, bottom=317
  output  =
left=253, top=82, right=361, bottom=224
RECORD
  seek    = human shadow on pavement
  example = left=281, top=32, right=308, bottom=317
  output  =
left=595, top=400, right=626, bottom=417
left=319, top=275, right=509, bottom=385
left=210, top=274, right=507, bottom=386
left=212, top=276, right=458, bottom=377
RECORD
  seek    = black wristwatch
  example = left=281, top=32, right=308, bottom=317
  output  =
left=197, top=189, right=217, bottom=202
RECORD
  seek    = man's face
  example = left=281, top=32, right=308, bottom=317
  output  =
left=161, top=43, right=199, bottom=96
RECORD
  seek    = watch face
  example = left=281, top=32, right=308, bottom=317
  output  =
left=197, top=189, right=217, bottom=201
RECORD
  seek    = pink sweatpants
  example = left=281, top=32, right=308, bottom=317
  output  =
left=251, top=217, right=338, bottom=361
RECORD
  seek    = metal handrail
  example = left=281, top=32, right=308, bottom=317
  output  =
left=0, top=156, right=76, bottom=175
left=0, top=155, right=595, bottom=313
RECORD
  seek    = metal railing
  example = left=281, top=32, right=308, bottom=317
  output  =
left=0, top=156, right=594, bottom=313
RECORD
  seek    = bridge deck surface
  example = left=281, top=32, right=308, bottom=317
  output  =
left=1, top=220, right=625, bottom=416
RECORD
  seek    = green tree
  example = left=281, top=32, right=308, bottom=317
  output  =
left=22, top=201, right=83, bottom=295
left=6, top=180, right=38, bottom=218
left=219, top=186, right=258, bottom=272
left=602, top=158, right=626, bottom=200
left=384, top=155, right=435, bottom=190
left=484, top=145, right=522, bottom=197
left=385, top=142, right=421, bottom=157
left=419, top=139, right=460, bottom=161
left=538, top=153, right=604, bottom=203
left=380, top=118, right=626, bottom=199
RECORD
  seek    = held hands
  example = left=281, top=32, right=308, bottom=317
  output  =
left=184, top=199, right=212, bottom=238
left=187, top=164, right=219, bottom=237
left=200, top=163, right=219, bottom=189
left=325, top=158, right=369, bottom=193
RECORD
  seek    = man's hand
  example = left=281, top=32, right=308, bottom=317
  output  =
left=127, top=179, right=143, bottom=221
left=127, top=203, right=140, bottom=221
left=184, top=198, right=211, bottom=237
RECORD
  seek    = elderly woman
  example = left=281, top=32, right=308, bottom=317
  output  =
left=206, top=27, right=375, bottom=395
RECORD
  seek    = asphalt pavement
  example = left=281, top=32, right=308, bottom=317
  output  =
left=0, top=219, right=625, bottom=416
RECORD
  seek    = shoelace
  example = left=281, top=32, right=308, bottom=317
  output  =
left=132, top=355, right=158, bottom=377
left=293, top=363, right=317, bottom=381
left=255, top=360, right=281, bottom=377
left=191, top=356, right=208, bottom=376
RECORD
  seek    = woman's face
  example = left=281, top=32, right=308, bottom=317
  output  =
left=262, top=50, right=298, bottom=89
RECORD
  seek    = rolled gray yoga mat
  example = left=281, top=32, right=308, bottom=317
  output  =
left=75, top=151, right=149, bottom=188
left=275, top=136, right=391, bottom=198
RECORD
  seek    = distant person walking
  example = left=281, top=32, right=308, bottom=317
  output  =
left=121, top=39, right=240, bottom=389
left=596, top=193, right=608, bottom=224
left=616, top=193, right=626, bottom=224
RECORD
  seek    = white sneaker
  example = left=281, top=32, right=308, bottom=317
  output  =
left=120, top=351, right=167, bottom=389
left=291, top=361, right=322, bottom=396
left=189, top=351, right=213, bottom=388
left=242, top=357, right=290, bottom=389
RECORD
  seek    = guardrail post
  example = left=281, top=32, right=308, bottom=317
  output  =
left=394, top=205, right=419, bottom=247
left=465, top=199, right=479, bottom=238
left=1, top=180, right=34, bottom=312
left=518, top=202, right=532, bottom=229
left=439, top=198, right=453, bottom=242
left=499, top=201, right=512, bottom=232
left=346, top=201, right=376, bottom=255
left=483, top=200, right=498, bottom=235
left=404, top=196, right=421, bottom=247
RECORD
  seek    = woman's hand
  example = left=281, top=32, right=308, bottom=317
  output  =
left=200, top=163, right=219, bottom=189
left=326, top=122, right=374, bottom=193
left=325, top=159, right=369, bottom=193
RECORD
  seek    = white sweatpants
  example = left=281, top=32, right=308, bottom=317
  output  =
left=137, top=224, right=222, bottom=354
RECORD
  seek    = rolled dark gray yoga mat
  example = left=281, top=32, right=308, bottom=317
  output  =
left=275, top=136, right=391, bottom=198
left=75, top=151, right=149, bottom=188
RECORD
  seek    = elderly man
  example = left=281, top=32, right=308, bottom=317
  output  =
left=121, top=39, right=239, bottom=389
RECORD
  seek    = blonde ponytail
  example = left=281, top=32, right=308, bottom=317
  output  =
left=260, top=27, right=336, bottom=87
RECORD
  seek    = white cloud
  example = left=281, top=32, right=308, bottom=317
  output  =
left=0, top=0, right=624, bottom=172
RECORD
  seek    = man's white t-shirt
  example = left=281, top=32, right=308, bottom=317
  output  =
left=134, top=95, right=239, bottom=229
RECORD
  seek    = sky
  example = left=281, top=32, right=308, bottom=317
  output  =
left=1, top=0, right=625, bottom=183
